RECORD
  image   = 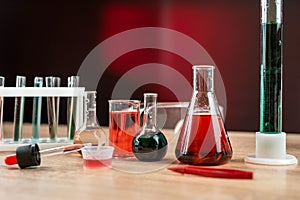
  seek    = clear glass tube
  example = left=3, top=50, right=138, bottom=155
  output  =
left=67, top=76, right=79, bottom=140
left=13, top=76, right=26, bottom=142
left=46, top=76, right=61, bottom=141
left=0, top=77, right=4, bottom=141
left=53, top=77, right=61, bottom=128
left=32, top=77, right=43, bottom=142
left=260, top=0, right=283, bottom=133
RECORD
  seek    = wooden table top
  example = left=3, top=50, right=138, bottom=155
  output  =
left=0, top=125, right=299, bottom=200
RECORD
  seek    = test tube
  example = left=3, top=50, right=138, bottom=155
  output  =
left=32, top=77, right=43, bottom=142
left=67, top=76, right=79, bottom=140
left=53, top=77, right=61, bottom=128
left=13, top=76, right=26, bottom=142
left=46, top=76, right=61, bottom=141
left=0, top=77, right=4, bottom=141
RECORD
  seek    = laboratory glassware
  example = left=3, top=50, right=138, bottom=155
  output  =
left=4, top=143, right=85, bottom=169
left=132, top=93, right=168, bottom=162
left=32, top=77, right=43, bottom=142
left=67, top=76, right=80, bottom=140
left=74, top=91, right=107, bottom=146
left=108, top=100, right=140, bottom=157
left=82, top=146, right=114, bottom=168
left=260, top=0, right=283, bottom=133
left=244, top=0, right=297, bottom=165
left=0, top=77, right=4, bottom=140
left=13, top=76, right=26, bottom=142
left=46, top=76, right=61, bottom=141
left=175, top=65, right=232, bottom=165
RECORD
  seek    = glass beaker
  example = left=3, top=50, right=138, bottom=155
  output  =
left=132, top=93, right=168, bottom=162
left=74, top=91, right=107, bottom=146
left=175, top=65, right=232, bottom=165
left=108, top=100, right=141, bottom=158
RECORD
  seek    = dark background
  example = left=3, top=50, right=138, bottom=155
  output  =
left=0, top=0, right=299, bottom=132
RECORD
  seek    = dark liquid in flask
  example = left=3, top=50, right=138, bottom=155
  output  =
left=132, top=131, right=168, bottom=162
left=175, top=114, right=232, bottom=165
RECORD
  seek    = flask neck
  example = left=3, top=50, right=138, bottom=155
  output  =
left=84, top=92, right=99, bottom=127
left=86, top=109, right=99, bottom=127
left=193, top=66, right=214, bottom=93
left=261, top=0, right=282, bottom=24
left=143, top=94, right=158, bottom=130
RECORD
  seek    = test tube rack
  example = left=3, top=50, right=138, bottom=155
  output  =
left=0, top=87, right=85, bottom=151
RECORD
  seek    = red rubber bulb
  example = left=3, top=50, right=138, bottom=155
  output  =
left=4, top=154, right=18, bottom=165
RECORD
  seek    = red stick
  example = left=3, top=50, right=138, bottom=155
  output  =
left=168, top=165, right=253, bottom=179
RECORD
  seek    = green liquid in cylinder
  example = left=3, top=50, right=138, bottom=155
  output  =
left=260, top=22, right=282, bottom=133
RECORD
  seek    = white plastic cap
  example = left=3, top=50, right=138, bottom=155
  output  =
left=245, top=132, right=298, bottom=165
left=256, top=132, right=286, bottom=159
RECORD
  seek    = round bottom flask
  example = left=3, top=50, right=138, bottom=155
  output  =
left=132, top=93, right=168, bottom=162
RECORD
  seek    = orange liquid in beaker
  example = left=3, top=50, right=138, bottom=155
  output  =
left=109, top=111, right=140, bottom=157
left=175, top=114, right=232, bottom=165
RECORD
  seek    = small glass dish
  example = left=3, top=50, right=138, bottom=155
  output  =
left=81, top=146, right=114, bottom=169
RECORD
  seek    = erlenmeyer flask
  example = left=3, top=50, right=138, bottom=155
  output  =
left=175, top=65, right=232, bottom=165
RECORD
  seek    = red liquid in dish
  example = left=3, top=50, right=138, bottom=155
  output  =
left=109, top=111, right=140, bottom=157
left=175, top=114, right=232, bottom=165
left=83, top=158, right=112, bottom=168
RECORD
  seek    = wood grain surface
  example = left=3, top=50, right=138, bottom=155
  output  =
left=0, top=124, right=299, bottom=200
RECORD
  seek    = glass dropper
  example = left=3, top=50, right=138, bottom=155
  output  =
left=4, top=143, right=89, bottom=169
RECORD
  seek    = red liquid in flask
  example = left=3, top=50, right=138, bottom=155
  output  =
left=109, top=111, right=140, bottom=157
left=175, top=114, right=232, bottom=165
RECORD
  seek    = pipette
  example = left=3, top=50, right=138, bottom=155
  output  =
left=4, top=143, right=87, bottom=169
